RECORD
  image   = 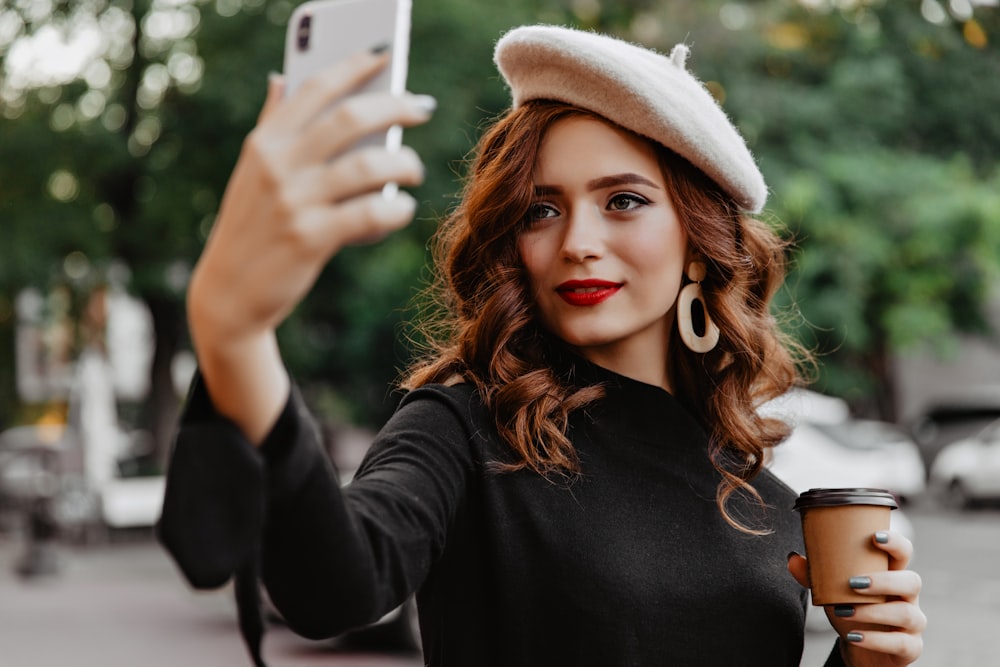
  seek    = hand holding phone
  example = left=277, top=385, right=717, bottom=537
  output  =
left=183, top=0, right=430, bottom=446
left=283, top=0, right=412, bottom=152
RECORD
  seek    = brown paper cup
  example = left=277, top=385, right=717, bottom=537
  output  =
left=794, top=488, right=897, bottom=606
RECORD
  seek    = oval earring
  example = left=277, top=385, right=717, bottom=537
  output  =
left=677, top=261, right=720, bottom=353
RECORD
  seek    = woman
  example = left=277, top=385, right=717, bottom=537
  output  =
left=159, top=25, right=925, bottom=667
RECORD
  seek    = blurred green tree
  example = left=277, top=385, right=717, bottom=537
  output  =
left=727, top=0, right=1000, bottom=418
left=0, top=0, right=288, bottom=457
left=1, top=0, right=998, bottom=448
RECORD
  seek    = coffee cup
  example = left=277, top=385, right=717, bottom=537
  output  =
left=793, top=487, right=897, bottom=606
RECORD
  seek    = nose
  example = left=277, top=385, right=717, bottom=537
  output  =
left=560, top=205, right=605, bottom=263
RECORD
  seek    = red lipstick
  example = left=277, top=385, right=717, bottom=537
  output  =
left=556, top=279, right=622, bottom=306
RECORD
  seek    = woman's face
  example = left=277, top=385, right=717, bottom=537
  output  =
left=517, top=115, right=688, bottom=388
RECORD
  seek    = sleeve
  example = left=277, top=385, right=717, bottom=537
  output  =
left=258, top=384, right=478, bottom=639
left=157, top=370, right=479, bottom=641
left=156, top=373, right=267, bottom=590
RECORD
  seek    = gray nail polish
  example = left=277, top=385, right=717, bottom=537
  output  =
left=874, top=531, right=889, bottom=544
left=833, top=605, right=855, bottom=617
left=846, top=631, right=864, bottom=643
left=849, top=576, right=871, bottom=589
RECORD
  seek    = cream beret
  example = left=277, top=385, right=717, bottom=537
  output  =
left=494, top=25, right=768, bottom=213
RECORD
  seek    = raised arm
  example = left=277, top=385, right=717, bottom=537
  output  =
left=187, top=49, right=435, bottom=443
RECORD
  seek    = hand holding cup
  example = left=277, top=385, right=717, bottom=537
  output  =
left=787, top=488, right=926, bottom=666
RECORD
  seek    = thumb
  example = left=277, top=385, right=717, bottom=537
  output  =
left=787, top=552, right=810, bottom=589
left=258, top=73, right=286, bottom=123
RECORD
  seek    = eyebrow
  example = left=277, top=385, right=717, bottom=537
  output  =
left=533, top=172, right=662, bottom=196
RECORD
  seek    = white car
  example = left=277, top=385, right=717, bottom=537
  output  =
left=807, top=420, right=928, bottom=503
left=762, top=390, right=927, bottom=504
left=928, top=418, right=1000, bottom=508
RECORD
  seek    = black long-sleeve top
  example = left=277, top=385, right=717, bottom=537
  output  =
left=159, top=357, right=845, bottom=666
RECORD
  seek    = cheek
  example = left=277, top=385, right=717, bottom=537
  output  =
left=517, top=234, right=546, bottom=287
left=629, top=225, right=688, bottom=282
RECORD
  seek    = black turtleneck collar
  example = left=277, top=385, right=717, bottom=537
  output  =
left=553, top=350, right=709, bottom=451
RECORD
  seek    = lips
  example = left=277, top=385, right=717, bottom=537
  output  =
left=556, top=279, right=623, bottom=306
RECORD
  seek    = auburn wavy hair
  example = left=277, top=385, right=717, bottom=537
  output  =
left=402, top=100, right=810, bottom=533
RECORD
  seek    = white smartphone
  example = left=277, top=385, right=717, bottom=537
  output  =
left=283, top=0, right=412, bottom=152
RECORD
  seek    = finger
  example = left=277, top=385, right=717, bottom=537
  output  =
left=840, top=626, right=924, bottom=664
left=303, top=190, right=418, bottom=251
left=873, top=530, right=914, bottom=570
left=289, top=145, right=425, bottom=205
left=279, top=49, right=391, bottom=129
left=830, top=600, right=927, bottom=634
left=292, top=92, right=436, bottom=166
left=787, top=552, right=809, bottom=589
left=847, top=569, right=923, bottom=602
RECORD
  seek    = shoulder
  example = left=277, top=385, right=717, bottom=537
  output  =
left=377, top=382, right=496, bottom=459
left=396, top=382, right=486, bottom=426
left=755, top=467, right=799, bottom=507
left=752, top=468, right=803, bottom=535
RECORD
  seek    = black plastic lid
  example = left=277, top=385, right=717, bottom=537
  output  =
left=793, top=487, right=898, bottom=511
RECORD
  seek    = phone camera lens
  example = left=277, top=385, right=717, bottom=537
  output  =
left=297, top=14, right=311, bottom=51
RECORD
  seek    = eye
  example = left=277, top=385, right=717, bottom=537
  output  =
left=607, top=193, right=650, bottom=212
left=527, top=202, right=560, bottom=222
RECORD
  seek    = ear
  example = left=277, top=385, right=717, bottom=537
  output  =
left=683, top=246, right=704, bottom=272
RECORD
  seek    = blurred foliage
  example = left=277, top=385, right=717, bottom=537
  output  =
left=0, top=0, right=998, bottom=441
left=712, top=0, right=1000, bottom=416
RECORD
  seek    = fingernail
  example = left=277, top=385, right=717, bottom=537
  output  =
left=267, top=71, right=286, bottom=99
left=846, top=631, right=864, bottom=643
left=849, top=576, right=871, bottom=590
left=875, top=531, right=889, bottom=544
left=370, top=42, right=390, bottom=54
left=412, top=94, right=437, bottom=115
left=833, top=605, right=855, bottom=618
left=787, top=551, right=800, bottom=561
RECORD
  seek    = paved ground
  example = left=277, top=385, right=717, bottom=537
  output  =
left=1, top=500, right=997, bottom=666
left=0, top=526, right=421, bottom=667
left=897, top=504, right=1000, bottom=666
